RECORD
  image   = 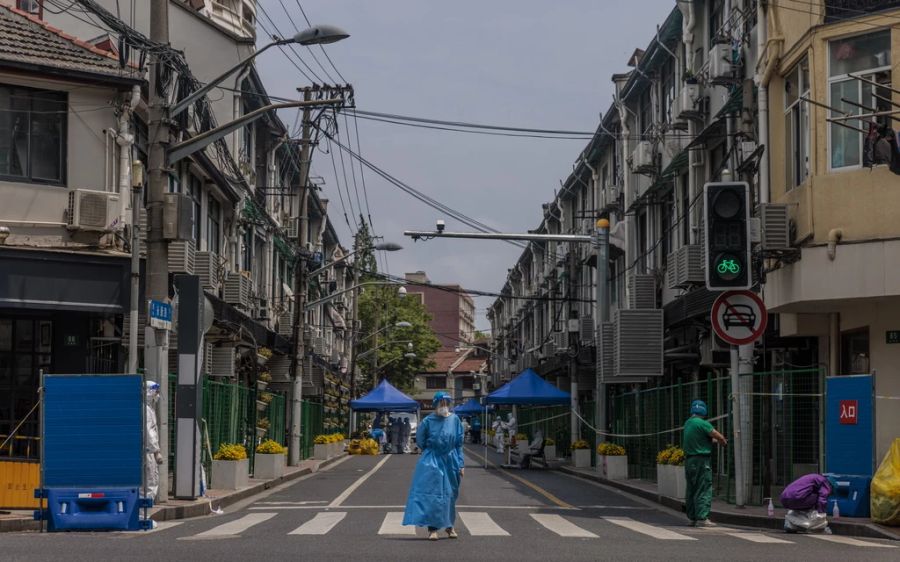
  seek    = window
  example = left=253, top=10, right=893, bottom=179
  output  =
left=426, top=376, right=446, bottom=390
left=840, top=327, right=869, bottom=375
left=207, top=196, right=221, bottom=255
left=460, top=377, right=474, bottom=390
left=784, top=57, right=810, bottom=188
left=828, top=30, right=892, bottom=170
left=187, top=175, right=202, bottom=242
left=242, top=229, right=252, bottom=272
left=708, top=0, right=724, bottom=44
left=639, top=88, right=652, bottom=140
left=0, top=85, right=66, bottom=185
left=661, top=58, right=676, bottom=124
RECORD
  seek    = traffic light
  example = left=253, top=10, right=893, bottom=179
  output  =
left=704, top=181, right=751, bottom=290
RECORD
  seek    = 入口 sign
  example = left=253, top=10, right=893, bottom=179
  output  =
left=839, top=399, right=858, bottom=425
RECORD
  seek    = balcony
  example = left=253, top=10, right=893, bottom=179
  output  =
left=209, top=0, right=256, bottom=38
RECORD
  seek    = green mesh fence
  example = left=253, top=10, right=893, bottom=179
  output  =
left=609, top=368, right=823, bottom=504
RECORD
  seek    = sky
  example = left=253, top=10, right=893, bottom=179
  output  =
left=254, top=0, right=677, bottom=330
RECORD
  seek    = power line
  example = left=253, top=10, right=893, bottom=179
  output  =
left=276, top=0, right=338, bottom=83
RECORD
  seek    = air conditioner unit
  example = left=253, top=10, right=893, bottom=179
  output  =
left=313, top=336, right=325, bottom=356
left=674, top=83, right=701, bottom=121
left=699, top=334, right=730, bottom=366
left=667, top=245, right=704, bottom=289
left=67, top=189, right=119, bottom=231
left=209, top=346, right=236, bottom=378
left=580, top=315, right=594, bottom=344
left=268, top=354, right=291, bottom=381
left=613, top=309, right=663, bottom=378
left=567, top=318, right=581, bottom=333
left=194, top=251, right=219, bottom=292
left=223, top=272, right=252, bottom=310
left=553, top=331, right=568, bottom=354
left=121, top=311, right=147, bottom=349
left=473, top=382, right=481, bottom=391
left=628, top=274, right=657, bottom=309
left=284, top=217, right=299, bottom=240
left=709, top=43, right=734, bottom=81
left=632, top=140, right=655, bottom=170
left=757, top=203, right=791, bottom=251
left=278, top=313, right=293, bottom=337
left=168, top=240, right=196, bottom=274
left=257, top=307, right=271, bottom=320
left=202, top=342, right=213, bottom=376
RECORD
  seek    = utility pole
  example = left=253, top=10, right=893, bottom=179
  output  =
left=346, top=233, right=361, bottom=433
left=146, top=0, right=171, bottom=504
left=288, top=87, right=313, bottom=467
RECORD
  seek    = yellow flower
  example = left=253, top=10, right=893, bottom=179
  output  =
left=597, top=442, right=626, bottom=456
left=572, top=439, right=590, bottom=450
left=255, top=440, right=286, bottom=455
left=213, top=443, right=248, bottom=461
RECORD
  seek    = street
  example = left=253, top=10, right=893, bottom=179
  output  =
left=3, top=448, right=896, bottom=562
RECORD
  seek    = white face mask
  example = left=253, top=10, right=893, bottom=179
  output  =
left=436, top=406, right=450, bottom=417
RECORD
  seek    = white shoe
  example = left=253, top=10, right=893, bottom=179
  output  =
left=446, top=528, right=458, bottom=539
left=696, top=519, right=717, bottom=528
left=428, top=531, right=439, bottom=541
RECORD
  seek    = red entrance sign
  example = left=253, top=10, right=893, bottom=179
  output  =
left=839, top=400, right=859, bottom=425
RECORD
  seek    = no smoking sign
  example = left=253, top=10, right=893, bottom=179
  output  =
left=710, top=290, right=768, bottom=346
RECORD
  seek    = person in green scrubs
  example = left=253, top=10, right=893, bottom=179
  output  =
left=683, top=400, right=727, bottom=527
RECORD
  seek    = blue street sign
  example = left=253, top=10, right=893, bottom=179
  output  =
left=148, top=300, right=172, bottom=330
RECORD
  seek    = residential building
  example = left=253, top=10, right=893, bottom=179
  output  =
left=404, top=270, right=476, bottom=350
left=413, top=345, right=489, bottom=411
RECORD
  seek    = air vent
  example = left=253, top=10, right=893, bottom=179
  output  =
left=667, top=245, right=704, bottom=288
left=168, top=240, right=196, bottom=274
left=223, top=272, right=252, bottom=310
left=614, top=309, right=663, bottom=378
left=758, top=203, right=791, bottom=250
left=553, top=331, right=568, bottom=354
left=121, top=311, right=147, bottom=349
left=209, top=346, right=236, bottom=378
left=628, top=274, right=657, bottom=309
left=597, top=322, right=615, bottom=380
left=194, top=251, right=219, bottom=292
left=278, top=312, right=294, bottom=337
left=267, top=354, right=291, bottom=382
left=67, top=189, right=119, bottom=231
left=580, top=315, right=594, bottom=345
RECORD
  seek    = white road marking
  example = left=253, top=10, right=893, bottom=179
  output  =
left=577, top=505, right=654, bottom=510
left=458, top=512, right=511, bottom=536
left=248, top=504, right=574, bottom=510
left=603, top=517, right=696, bottom=541
left=254, top=501, right=328, bottom=505
left=289, top=512, right=347, bottom=535
left=724, top=532, right=793, bottom=544
left=187, top=513, right=277, bottom=539
left=530, top=514, right=597, bottom=538
left=378, top=512, right=417, bottom=536
left=810, top=535, right=896, bottom=548
left=329, top=456, right=391, bottom=507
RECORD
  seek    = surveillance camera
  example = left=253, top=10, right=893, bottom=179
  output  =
left=436, top=219, right=445, bottom=233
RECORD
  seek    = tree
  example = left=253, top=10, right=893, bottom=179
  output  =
left=353, top=216, right=379, bottom=279
left=356, top=284, right=440, bottom=394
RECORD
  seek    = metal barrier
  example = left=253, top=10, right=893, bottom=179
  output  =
left=610, top=368, right=823, bottom=504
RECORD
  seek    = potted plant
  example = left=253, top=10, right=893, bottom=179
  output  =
left=571, top=439, right=591, bottom=468
left=256, top=391, right=273, bottom=412
left=257, top=346, right=272, bottom=367
left=256, top=417, right=269, bottom=440
left=257, top=371, right=272, bottom=392
left=656, top=445, right=686, bottom=499
left=314, top=434, right=331, bottom=460
left=331, top=433, right=346, bottom=457
left=212, top=443, right=249, bottom=490
left=254, top=439, right=287, bottom=479
left=543, top=438, right=556, bottom=461
left=597, top=442, right=628, bottom=480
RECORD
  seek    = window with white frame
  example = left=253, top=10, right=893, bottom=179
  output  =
left=784, top=57, right=810, bottom=188
left=0, top=85, right=66, bottom=185
left=207, top=196, right=222, bottom=255
left=828, top=30, right=892, bottom=170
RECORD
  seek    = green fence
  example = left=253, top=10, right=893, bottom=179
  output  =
left=165, top=375, right=319, bottom=476
left=609, top=368, right=823, bottom=504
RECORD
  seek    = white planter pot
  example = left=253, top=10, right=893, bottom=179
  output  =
left=314, top=443, right=330, bottom=460
left=256, top=380, right=268, bottom=392
left=672, top=465, right=686, bottom=500
left=211, top=458, right=249, bottom=490
left=256, top=400, right=268, bottom=412
left=544, top=445, right=556, bottom=460
left=599, top=455, right=628, bottom=480
left=255, top=453, right=286, bottom=480
left=657, top=464, right=672, bottom=496
left=255, top=427, right=267, bottom=439
left=572, top=448, right=591, bottom=468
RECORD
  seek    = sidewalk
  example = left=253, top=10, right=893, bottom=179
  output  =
left=0, top=454, right=346, bottom=533
left=559, top=464, right=900, bottom=542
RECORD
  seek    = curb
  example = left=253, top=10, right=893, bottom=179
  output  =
left=0, top=454, right=347, bottom=532
left=559, top=465, right=900, bottom=542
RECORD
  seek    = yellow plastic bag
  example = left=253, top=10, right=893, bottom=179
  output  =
left=871, top=438, right=900, bottom=525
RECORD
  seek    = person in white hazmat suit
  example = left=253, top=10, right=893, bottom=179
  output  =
left=492, top=416, right=506, bottom=453
left=145, top=381, right=163, bottom=501
left=506, top=413, right=517, bottom=445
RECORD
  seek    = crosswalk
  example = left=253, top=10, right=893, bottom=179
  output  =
left=161, top=510, right=896, bottom=549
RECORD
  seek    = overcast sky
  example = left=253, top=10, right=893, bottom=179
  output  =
left=254, top=0, right=676, bottom=330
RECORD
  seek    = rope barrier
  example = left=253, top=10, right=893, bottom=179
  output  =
left=571, top=409, right=728, bottom=439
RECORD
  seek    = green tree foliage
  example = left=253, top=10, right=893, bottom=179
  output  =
left=353, top=216, right=379, bottom=280
left=356, top=285, right=440, bottom=394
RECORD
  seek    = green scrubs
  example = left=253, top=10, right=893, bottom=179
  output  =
left=683, top=416, right=714, bottom=522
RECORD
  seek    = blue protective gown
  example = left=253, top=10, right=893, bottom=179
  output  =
left=402, top=413, right=464, bottom=529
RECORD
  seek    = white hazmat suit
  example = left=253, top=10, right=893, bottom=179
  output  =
left=145, top=381, right=163, bottom=501
left=492, top=416, right=506, bottom=453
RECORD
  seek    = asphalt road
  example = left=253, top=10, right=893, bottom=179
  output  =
left=4, top=446, right=897, bottom=561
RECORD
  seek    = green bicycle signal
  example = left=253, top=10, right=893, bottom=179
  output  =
left=715, top=257, right=741, bottom=280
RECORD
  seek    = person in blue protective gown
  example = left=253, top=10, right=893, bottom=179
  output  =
left=402, top=392, right=465, bottom=540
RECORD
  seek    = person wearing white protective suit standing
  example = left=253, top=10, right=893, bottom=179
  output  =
left=144, top=381, right=163, bottom=501
left=492, top=415, right=505, bottom=453
left=506, top=413, right=518, bottom=446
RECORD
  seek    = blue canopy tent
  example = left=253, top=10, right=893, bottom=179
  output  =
left=350, top=379, right=419, bottom=413
left=453, top=398, right=492, bottom=416
left=483, top=368, right=571, bottom=468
